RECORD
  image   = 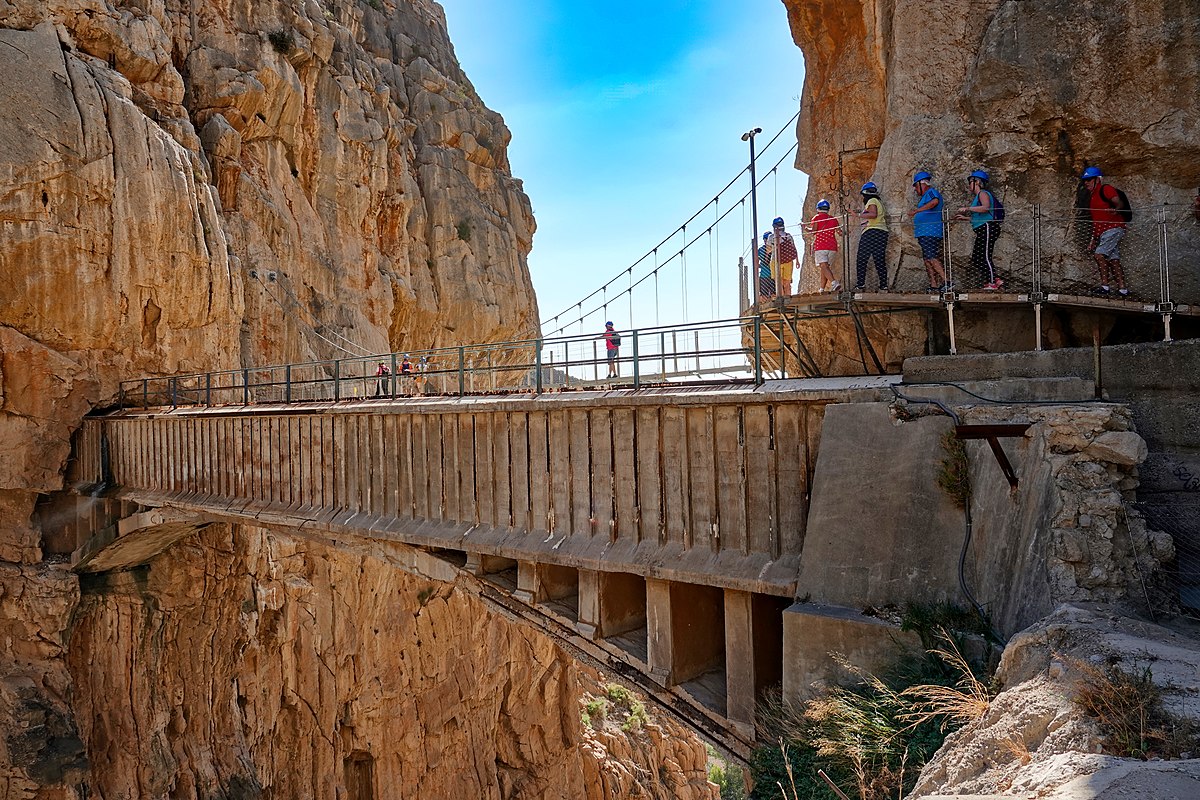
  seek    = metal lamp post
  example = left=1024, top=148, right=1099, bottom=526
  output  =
left=742, top=127, right=762, bottom=310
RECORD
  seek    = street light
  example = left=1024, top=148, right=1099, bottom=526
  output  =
left=742, top=127, right=762, bottom=309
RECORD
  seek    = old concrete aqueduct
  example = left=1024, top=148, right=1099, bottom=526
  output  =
left=4, top=0, right=1200, bottom=797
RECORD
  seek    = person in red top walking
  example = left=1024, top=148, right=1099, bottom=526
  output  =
left=601, top=321, right=621, bottom=378
left=1081, top=166, right=1129, bottom=296
left=806, top=199, right=841, bottom=293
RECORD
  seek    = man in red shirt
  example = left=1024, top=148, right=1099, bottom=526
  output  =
left=805, top=199, right=841, bottom=293
left=1081, top=166, right=1129, bottom=296
left=602, top=321, right=621, bottom=378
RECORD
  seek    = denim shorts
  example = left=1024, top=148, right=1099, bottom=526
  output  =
left=917, top=236, right=943, bottom=260
left=1096, top=228, right=1125, bottom=260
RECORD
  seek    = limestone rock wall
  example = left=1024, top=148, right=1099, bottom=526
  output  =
left=784, top=0, right=1200, bottom=304
left=66, top=526, right=715, bottom=800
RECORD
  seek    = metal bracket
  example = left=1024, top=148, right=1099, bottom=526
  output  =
left=955, top=423, right=1031, bottom=489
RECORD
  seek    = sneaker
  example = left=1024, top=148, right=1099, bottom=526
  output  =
left=1097, top=285, right=1111, bottom=294
left=831, top=280, right=841, bottom=291
left=1118, top=288, right=1130, bottom=297
left=983, top=282, right=999, bottom=291
left=854, top=285, right=865, bottom=292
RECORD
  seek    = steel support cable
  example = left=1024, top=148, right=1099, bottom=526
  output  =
left=254, top=273, right=369, bottom=358
left=539, top=109, right=800, bottom=328
left=274, top=275, right=376, bottom=357
left=546, top=141, right=799, bottom=335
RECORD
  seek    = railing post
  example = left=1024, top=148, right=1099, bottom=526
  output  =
left=205, top=372, right=212, bottom=406
left=391, top=353, right=398, bottom=397
left=631, top=329, right=640, bottom=388
left=142, top=378, right=148, bottom=409
left=738, top=256, right=747, bottom=312
left=169, top=377, right=178, bottom=408
left=535, top=340, right=543, bottom=393
left=285, top=364, right=292, bottom=403
left=333, top=359, right=341, bottom=401
left=458, top=346, right=466, bottom=396
left=242, top=369, right=250, bottom=404
left=753, top=316, right=763, bottom=385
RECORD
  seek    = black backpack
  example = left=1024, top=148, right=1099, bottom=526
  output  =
left=1109, top=186, right=1134, bottom=222
left=611, top=332, right=622, bottom=347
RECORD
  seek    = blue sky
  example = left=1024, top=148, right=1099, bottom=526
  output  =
left=439, top=0, right=807, bottom=334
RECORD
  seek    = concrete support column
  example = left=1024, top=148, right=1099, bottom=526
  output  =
left=514, top=561, right=541, bottom=603
left=515, top=562, right=582, bottom=605
left=646, top=577, right=674, bottom=685
left=724, top=590, right=756, bottom=730
left=577, top=569, right=646, bottom=640
left=464, top=552, right=516, bottom=576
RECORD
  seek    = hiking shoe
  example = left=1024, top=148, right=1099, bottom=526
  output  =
left=854, top=285, right=865, bottom=292
left=1118, top=288, right=1130, bottom=296
left=830, top=280, right=841, bottom=291
left=1097, top=285, right=1111, bottom=294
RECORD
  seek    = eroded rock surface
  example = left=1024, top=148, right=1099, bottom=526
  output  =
left=67, top=526, right=716, bottom=799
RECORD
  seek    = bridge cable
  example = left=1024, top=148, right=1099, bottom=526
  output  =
left=539, top=109, right=800, bottom=329
left=543, top=139, right=799, bottom=336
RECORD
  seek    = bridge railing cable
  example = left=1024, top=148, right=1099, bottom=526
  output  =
left=540, top=110, right=801, bottom=336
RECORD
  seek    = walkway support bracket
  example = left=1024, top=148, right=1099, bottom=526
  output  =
left=955, top=423, right=1031, bottom=489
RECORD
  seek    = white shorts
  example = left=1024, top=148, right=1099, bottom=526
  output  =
left=814, top=250, right=837, bottom=265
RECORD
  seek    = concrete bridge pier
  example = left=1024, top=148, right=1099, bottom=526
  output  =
left=576, top=570, right=647, bottom=649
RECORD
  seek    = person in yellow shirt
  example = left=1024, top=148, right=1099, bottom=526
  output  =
left=854, top=182, right=889, bottom=291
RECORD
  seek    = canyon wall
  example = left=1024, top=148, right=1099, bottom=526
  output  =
left=65, top=526, right=715, bottom=799
left=0, top=1, right=717, bottom=797
left=783, top=0, right=1200, bottom=354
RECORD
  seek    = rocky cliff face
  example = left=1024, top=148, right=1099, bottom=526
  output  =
left=65, top=526, right=716, bottom=799
left=782, top=0, right=1200, bottom=357
left=0, top=1, right=717, bottom=797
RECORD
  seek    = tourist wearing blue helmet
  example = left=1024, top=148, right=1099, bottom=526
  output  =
left=806, top=199, right=841, bottom=292
left=854, top=182, right=889, bottom=292
left=956, top=170, right=1003, bottom=290
left=766, top=217, right=798, bottom=297
left=757, top=232, right=776, bottom=302
left=1081, top=166, right=1130, bottom=296
left=912, top=172, right=948, bottom=291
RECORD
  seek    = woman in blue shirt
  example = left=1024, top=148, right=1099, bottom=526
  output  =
left=956, top=170, right=1003, bottom=290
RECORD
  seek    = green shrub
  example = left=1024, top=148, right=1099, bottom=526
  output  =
left=267, top=29, right=294, bottom=54
left=455, top=219, right=471, bottom=242
left=365, top=0, right=383, bottom=9
left=606, top=683, right=634, bottom=708
left=936, top=430, right=970, bottom=508
left=621, top=700, right=648, bottom=732
left=584, top=696, right=607, bottom=728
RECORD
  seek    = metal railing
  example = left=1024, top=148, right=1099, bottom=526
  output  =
left=775, top=204, right=1197, bottom=306
left=118, top=318, right=792, bottom=409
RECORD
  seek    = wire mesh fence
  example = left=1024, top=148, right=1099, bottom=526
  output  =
left=1134, top=499, right=1200, bottom=621
left=780, top=204, right=1197, bottom=307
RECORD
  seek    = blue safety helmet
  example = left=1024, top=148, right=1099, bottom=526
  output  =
left=763, top=232, right=770, bottom=241
left=605, top=321, right=614, bottom=328
left=816, top=199, right=831, bottom=210
left=861, top=181, right=878, bottom=194
left=772, top=216, right=785, bottom=227
left=913, top=171, right=932, bottom=185
left=1081, top=166, right=1103, bottom=180
left=969, top=169, right=989, bottom=183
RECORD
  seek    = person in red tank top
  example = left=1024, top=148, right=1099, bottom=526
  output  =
left=1081, top=166, right=1128, bottom=296
left=805, top=199, right=841, bottom=293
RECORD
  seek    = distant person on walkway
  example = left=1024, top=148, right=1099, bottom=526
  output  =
left=602, top=321, right=621, bottom=378
left=1081, top=166, right=1129, bottom=296
left=806, top=199, right=841, bottom=292
left=854, top=182, right=889, bottom=291
left=1192, top=187, right=1200, bottom=223
left=767, top=217, right=798, bottom=297
left=956, top=170, right=1003, bottom=290
left=757, top=232, right=775, bottom=302
left=911, top=171, right=948, bottom=291
left=373, top=361, right=391, bottom=397
left=400, top=354, right=413, bottom=394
